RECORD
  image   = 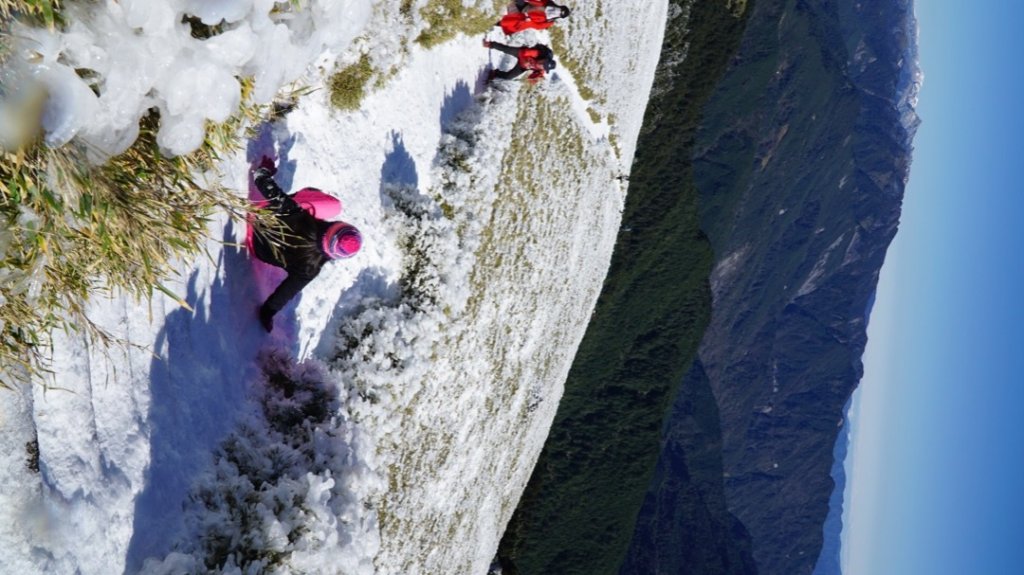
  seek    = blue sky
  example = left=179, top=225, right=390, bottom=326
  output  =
left=842, top=2, right=1024, bottom=574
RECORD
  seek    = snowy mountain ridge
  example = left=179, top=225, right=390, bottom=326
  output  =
left=0, top=1, right=668, bottom=573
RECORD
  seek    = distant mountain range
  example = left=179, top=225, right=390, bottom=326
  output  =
left=813, top=395, right=853, bottom=575
left=625, top=0, right=920, bottom=573
left=499, top=0, right=919, bottom=573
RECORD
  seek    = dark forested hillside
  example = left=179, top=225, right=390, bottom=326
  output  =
left=496, top=1, right=750, bottom=573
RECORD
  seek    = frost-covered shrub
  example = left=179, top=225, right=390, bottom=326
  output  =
left=384, top=182, right=462, bottom=313
left=142, top=348, right=380, bottom=575
left=328, top=180, right=467, bottom=402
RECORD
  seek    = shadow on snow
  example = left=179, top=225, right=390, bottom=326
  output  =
left=125, top=219, right=296, bottom=572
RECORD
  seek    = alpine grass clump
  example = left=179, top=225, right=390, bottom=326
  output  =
left=415, top=0, right=502, bottom=48
left=329, top=54, right=375, bottom=111
left=0, top=13, right=266, bottom=387
left=0, top=0, right=62, bottom=29
left=0, top=6, right=289, bottom=388
left=0, top=112, right=251, bottom=388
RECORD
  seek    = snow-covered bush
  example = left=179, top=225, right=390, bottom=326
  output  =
left=141, top=348, right=380, bottom=575
left=385, top=181, right=462, bottom=313
left=327, top=179, right=464, bottom=410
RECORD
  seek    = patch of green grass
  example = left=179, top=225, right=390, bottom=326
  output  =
left=0, top=0, right=63, bottom=29
left=414, top=0, right=501, bottom=48
left=329, top=53, right=374, bottom=111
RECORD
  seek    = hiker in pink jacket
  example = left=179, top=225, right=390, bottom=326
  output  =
left=250, top=161, right=361, bottom=331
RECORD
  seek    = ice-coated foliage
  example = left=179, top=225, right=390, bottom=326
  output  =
left=0, top=0, right=372, bottom=157
left=141, top=348, right=382, bottom=575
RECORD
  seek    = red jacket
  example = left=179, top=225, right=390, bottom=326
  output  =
left=499, top=11, right=554, bottom=35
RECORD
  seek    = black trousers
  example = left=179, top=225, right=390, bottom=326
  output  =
left=514, top=0, right=550, bottom=10
left=490, top=41, right=527, bottom=80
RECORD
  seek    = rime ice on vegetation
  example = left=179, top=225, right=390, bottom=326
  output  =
left=0, top=0, right=371, bottom=157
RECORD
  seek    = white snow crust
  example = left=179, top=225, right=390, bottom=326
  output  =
left=0, top=1, right=668, bottom=573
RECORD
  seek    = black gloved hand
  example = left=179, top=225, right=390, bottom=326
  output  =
left=256, top=156, right=277, bottom=175
left=258, top=305, right=275, bottom=332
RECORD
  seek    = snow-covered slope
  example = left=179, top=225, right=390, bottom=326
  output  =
left=0, top=1, right=666, bottom=573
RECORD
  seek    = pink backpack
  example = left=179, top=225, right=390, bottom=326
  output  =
left=245, top=187, right=342, bottom=253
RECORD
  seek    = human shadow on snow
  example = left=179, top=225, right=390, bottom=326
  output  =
left=380, top=130, right=419, bottom=190
left=124, top=220, right=297, bottom=572
left=440, top=79, right=474, bottom=131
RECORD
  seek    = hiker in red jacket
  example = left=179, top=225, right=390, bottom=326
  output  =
left=250, top=161, right=362, bottom=332
left=497, top=0, right=570, bottom=36
left=483, top=40, right=556, bottom=83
